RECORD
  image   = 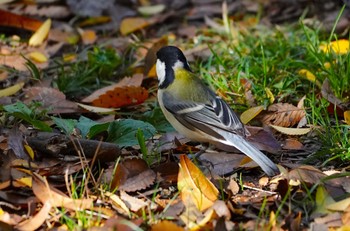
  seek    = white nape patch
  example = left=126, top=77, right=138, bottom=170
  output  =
left=156, top=59, right=166, bottom=86
left=177, top=104, right=205, bottom=114
left=172, top=60, right=184, bottom=70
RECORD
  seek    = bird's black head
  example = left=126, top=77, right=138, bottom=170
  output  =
left=156, top=46, right=191, bottom=89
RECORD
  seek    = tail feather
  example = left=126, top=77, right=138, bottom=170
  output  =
left=222, top=134, right=280, bottom=176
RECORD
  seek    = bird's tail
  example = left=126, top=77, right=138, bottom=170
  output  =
left=222, top=134, right=280, bottom=176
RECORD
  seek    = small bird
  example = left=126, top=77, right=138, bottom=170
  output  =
left=156, top=46, right=280, bottom=176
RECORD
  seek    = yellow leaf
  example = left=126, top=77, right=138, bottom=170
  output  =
left=298, top=69, right=316, bottom=82
left=240, top=106, right=264, bottom=124
left=320, top=39, right=350, bottom=55
left=24, top=144, right=35, bottom=160
left=270, top=125, right=311, bottom=135
left=178, top=155, right=218, bottom=211
left=28, top=51, right=47, bottom=63
left=80, top=29, right=97, bottom=45
left=344, top=110, right=350, bottom=125
left=323, top=62, right=331, bottom=69
left=78, top=16, right=111, bottom=27
left=120, top=17, right=151, bottom=35
left=265, top=87, right=275, bottom=104
left=15, top=176, right=32, bottom=187
left=0, top=81, right=24, bottom=97
left=327, top=197, right=350, bottom=211
left=29, top=18, right=51, bottom=46
left=314, top=185, right=335, bottom=214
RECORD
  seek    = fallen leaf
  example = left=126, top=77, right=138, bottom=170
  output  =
left=314, top=185, right=336, bottom=215
left=320, top=39, right=350, bottom=54
left=0, top=82, right=24, bottom=97
left=120, top=17, right=153, bottom=35
left=82, top=74, right=144, bottom=103
left=270, top=125, right=311, bottom=135
left=178, top=155, right=219, bottom=211
left=28, top=51, right=48, bottom=63
left=138, top=4, right=166, bottom=16
left=0, top=9, right=42, bottom=31
left=345, top=111, right=350, bottom=125
left=298, top=69, right=316, bottom=82
left=259, top=103, right=306, bottom=127
left=240, top=105, right=264, bottom=124
left=103, top=216, right=143, bottom=230
left=15, top=201, right=52, bottom=231
left=283, top=138, right=304, bottom=150
left=151, top=220, right=184, bottom=231
left=143, top=37, right=168, bottom=77
left=198, top=152, right=245, bottom=175
left=29, top=18, right=51, bottom=46
left=265, top=87, right=275, bottom=104
left=327, top=197, right=350, bottom=211
left=23, top=87, right=78, bottom=114
left=79, top=29, right=97, bottom=45
left=91, top=86, right=148, bottom=108
left=32, top=173, right=93, bottom=211
left=120, top=191, right=148, bottom=212
left=76, top=103, right=116, bottom=113
left=288, top=165, right=325, bottom=185
left=110, top=158, right=156, bottom=192
left=105, top=192, right=130, bottom=215
left=78, top=16, right=111, bottom=27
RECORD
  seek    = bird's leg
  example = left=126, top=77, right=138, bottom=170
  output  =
left=188, top=143, right=209, bottom=160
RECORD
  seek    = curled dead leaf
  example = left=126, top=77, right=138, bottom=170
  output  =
left=259, top=103, right=306, bottom=127
left=178, top=155, right=219, bottom=211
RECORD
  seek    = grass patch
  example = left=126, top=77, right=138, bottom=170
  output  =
left=183, top=16, right=350, bottom=163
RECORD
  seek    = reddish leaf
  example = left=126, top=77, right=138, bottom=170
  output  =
left=0, top=9, right=42, bottom=31
left=91, top=85, right=148, bottom=108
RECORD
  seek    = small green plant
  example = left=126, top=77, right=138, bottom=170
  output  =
left=54, top=47, right=125, bottom=98
left=2, top=101, right=52, bottom=131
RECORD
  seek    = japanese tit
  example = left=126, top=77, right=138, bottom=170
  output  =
left=156, top=46, right=279, bottom=176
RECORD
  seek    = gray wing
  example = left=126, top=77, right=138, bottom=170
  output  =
left=162, top=91, right=245, bottom=139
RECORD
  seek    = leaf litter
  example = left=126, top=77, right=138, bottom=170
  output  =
left=0, top=0, right=349, bottom=230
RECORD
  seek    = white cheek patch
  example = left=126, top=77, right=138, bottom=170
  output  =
left=156, top=59, right=166, bottom=86
left=172, top=60, right=184, bottom=70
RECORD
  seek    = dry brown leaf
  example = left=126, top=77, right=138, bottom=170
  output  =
left=199, top=152, right=245, bottom=175
left=288, top=165, right=325, bottom=185
left=151, top=220, right=184, bottom=231
left=111, top=158, right=156, bottom=192
left=32, top=173, right=93, bottom=211
left=178, top=154, right=219, bottom=211
left=212, top=200, right=231, bottom=220
left=15, top=201, right=52, bottom=231
left=23, top=87, right=78, bottom=114
left=259, top=103, right=306, bottom=127
left=103, top=216, right=143, bottom=230
left=143, top=37, right=168, bottom=77
left=283, top=138, right=304, bottom=150
left=120, top=17, right=152, bottom=35
left=82, top=73, right=144, bottom=103
left=120, top=191, right=148, bottom=212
